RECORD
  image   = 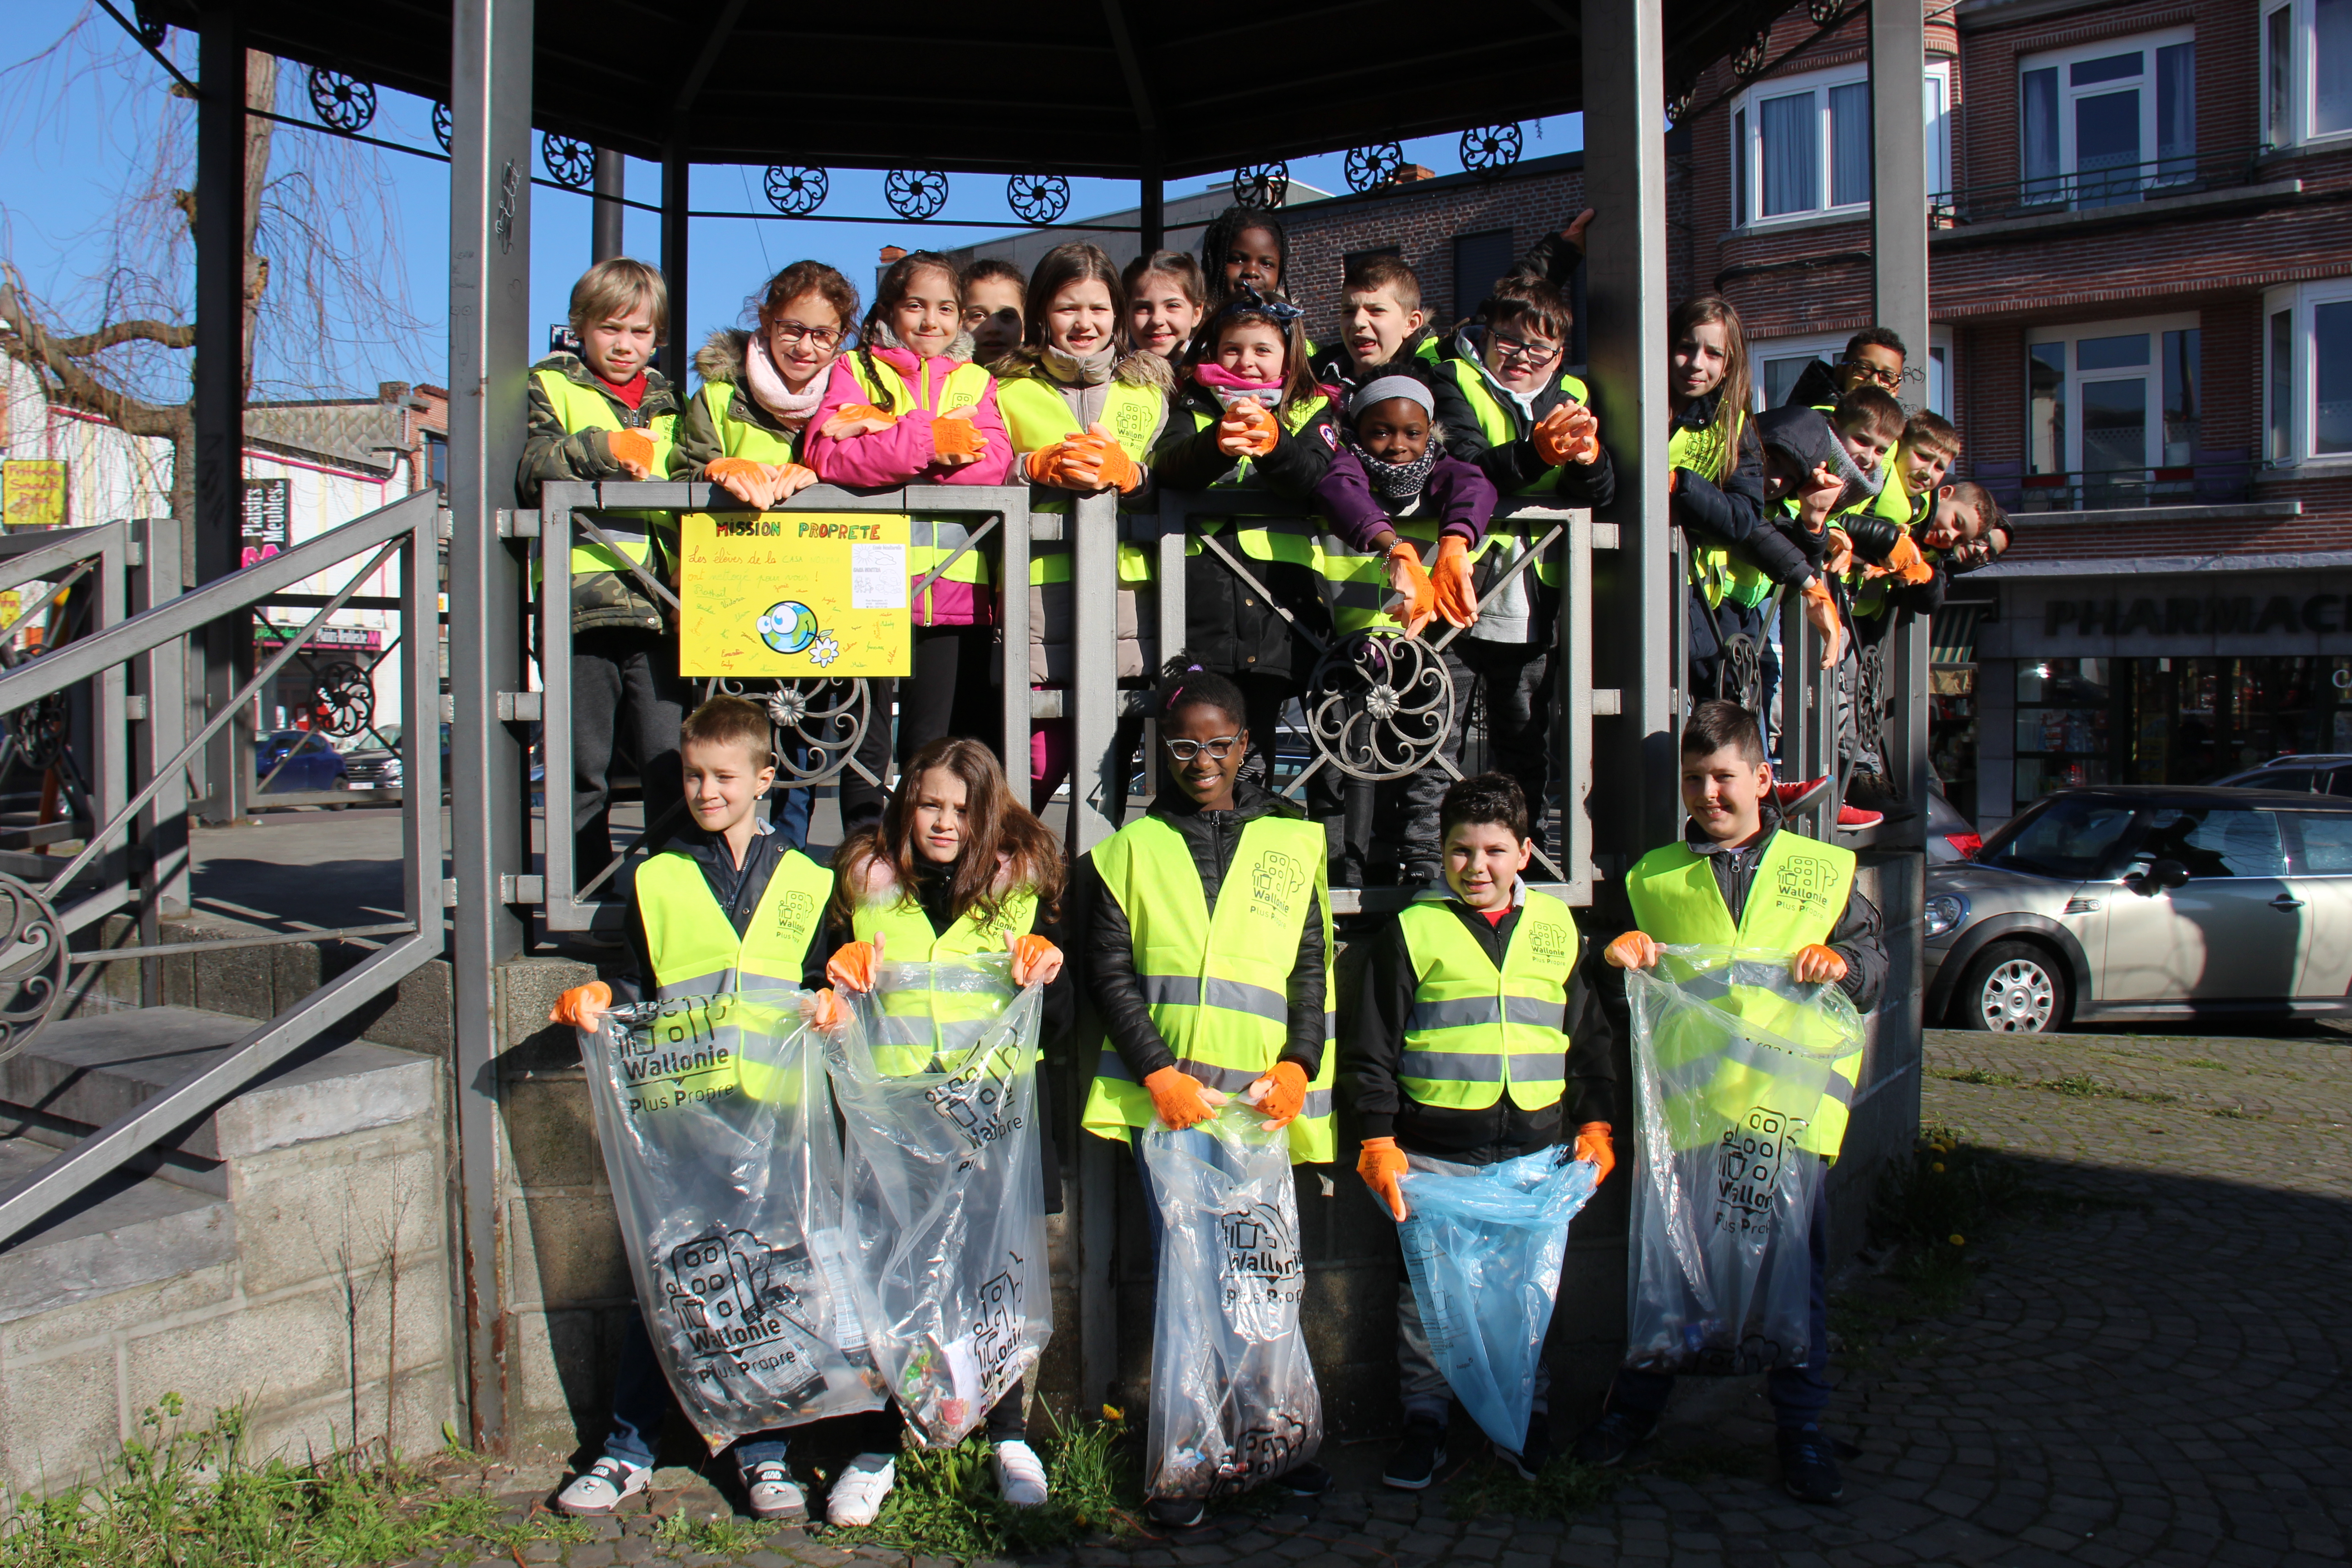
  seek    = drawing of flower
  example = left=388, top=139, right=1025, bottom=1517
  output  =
left=808, top=633, right=841, bottom=667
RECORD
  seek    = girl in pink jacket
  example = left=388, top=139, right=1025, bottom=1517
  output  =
left=808, top=249, right=1015, bottom=832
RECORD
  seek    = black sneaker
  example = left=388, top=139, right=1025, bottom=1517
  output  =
left=1777, top=1426, right=1845, bottom=1504
left=1382, top=1419, right=1446, bottom=1490
left=1504, top=1411, right=1551, bottom=1481
left=1571, top=1407, right=1657, bottom=1468
left=1275, top=1461, right=1334, bottom=1496
left=1147, top=1497, right=1205, bottom=1529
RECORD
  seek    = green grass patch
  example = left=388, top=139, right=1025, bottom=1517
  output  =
left=652, top=1510, right=767, bottom=1555
left=1446, top=1453, right=1619, bottom=1522
left=0, top=1397, right=502, bottom=1568
left=2035, top=1073, right=2176, bottom=1104
left=1930, top=1068, right=2021, bottom=1087
left=2182, top=1058, right=2229, bottom=1071
left=2210, top=1104, right=2261, bottom=1119
left=826, top=1405, right=1141, bottom=1558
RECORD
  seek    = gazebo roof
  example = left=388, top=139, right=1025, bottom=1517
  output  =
left=141, top=0, right=1774, bottom=179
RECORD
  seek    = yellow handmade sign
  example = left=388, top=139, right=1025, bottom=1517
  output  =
left=677, top=512, right=912, bottom=678
left=3, top=460, right=67, bottom=530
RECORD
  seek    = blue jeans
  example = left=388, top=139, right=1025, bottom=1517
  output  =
left=603, top=1312, right=790, bottom=1471
left=1604, top=1174, right=1833, bottom=1429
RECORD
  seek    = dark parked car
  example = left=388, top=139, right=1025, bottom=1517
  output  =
left=2211, top=754, right=2352, bottom=796
left=341, top=722, right=452, bottom=793
left=256, top=730, right=348, bottom=794
left=1925, top=784, right=2352, bottom=1033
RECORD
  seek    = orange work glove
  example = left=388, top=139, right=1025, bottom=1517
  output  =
left=1431, top=534, right=1480, bottom=628
left=833, top=402, right=897, bottom=429
left=1603, top=930, right=1661, bottom=970
left=549, top=980, right=612, bottom=1030
left=773, top=462, right=819, bottom=501
left=1217, top=399, right=1279, bottom=458
left=1247, top=1060, right=1309, bottom=1129
left=1573, top=1121, right=1615, bottom=1184
left=1793, top=944, right=1849, bottom=984
left=1082, top=425, right=1143, bottom=492
left=1799, top=578, right=1844, bottom=669
left=1022, top=444, right=1068, bottom=484
left=1008, top=932, right=1063, bottom=988
left=1532, top=402, right=1600, bottom=467
left=1882, top=529, right=1935, bottom=585
left=932, top=411, right=986, bottom=460
left=1384, top=541, right=1436, bottom=637
left=826, top=934, right=883, bottom=993
left=802, top=987, right=852, bottom=1033
left=1358, top=1136, right=1410, bottom=1221
left=604, top=428, right=657, bottom=479
left=1143, top=1065, right=1218, bottom=1131
left=1823, top=527, right=1856, bottom=576
left=705, top=456, right=777, bottom=509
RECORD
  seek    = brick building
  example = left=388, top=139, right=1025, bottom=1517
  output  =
left=1679, top=0, right=2352, bottom=826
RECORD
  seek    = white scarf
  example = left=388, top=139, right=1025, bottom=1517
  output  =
left=1042, top=343, right=1117, bottom=387
left=744, top=333, right=827, bottom=428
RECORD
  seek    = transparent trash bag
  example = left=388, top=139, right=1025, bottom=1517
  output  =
left=1396, top=1147, right=1601, bottom=1451
left=1623, top=944, right=1863, bottom=1376
left=578, top=990, right=886, bottom=1453
left=833, top=956, right=1053, bottom=1448
left=1142, top=1102, right=1323, bottom=1502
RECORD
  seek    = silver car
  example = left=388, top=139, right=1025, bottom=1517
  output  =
left=1924, top=785, right=2352, bottom=1032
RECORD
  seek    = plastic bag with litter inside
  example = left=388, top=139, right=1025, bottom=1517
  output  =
left=1396, top=1146, right=1601, bottom=1451
left=1623, top=944, right=1862, bottom=1375
left=577, top=990, right=886, bottom=1452
left=1142, top=1101, right=1323, bottom=1503
left=832, top=955, right=1053, bottom=1447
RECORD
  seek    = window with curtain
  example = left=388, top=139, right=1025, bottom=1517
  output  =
left=2015, top=30, right=2195, bottom=209
left=2026, top=318, right=2200, bottom=485
left=1732, top=64, right=1949, bottom=225
left=2257, top=0, right=2348, bottom=146
left=2270, top=308, right=2295, bottom=462
left=1759, top=91, right=1818, bottom=216
left=2260, top=282, right=2352, bottom=463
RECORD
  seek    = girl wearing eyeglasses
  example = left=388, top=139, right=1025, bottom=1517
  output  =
left=1078, top=659, right=1337, bottom=1525
left=671, top=260, right=859, bottom=508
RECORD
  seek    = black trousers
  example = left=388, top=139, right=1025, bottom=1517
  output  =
left=840, top=625, right=998, bottom=837
left=572, top=627, right=688, bottom=882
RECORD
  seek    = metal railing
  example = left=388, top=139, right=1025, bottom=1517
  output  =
left=1971, top=454, right=2253, bottom=513
left=1930, top=143, right=2273, bottom=228
left=0, top=490, right=444, bottom=1246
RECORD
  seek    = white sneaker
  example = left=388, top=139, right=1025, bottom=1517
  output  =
left=555, top=1455, right=647, bottom=1515
left=993, top=1439, right=1049, bottom=1507
left=741, top=1459, right=806, bottom=1521
left=826, top=1452, right=896, bottom=1527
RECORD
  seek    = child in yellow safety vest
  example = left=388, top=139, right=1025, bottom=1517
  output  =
left=518, top=258, right=691, bottom=887
left=820, top=735, right=1070, bottom=1521
left=1573, top=700, right=1883, bottom=1506
left=543, top=695, right=852, bottom=1527
left=991, top=243, right=1174, bottom=809
left=1345, top=773, right=1616, bottom=1490
left=806, top=250, right=1013, bottom=835
left=1078, top=663, right=1338, bottom=1527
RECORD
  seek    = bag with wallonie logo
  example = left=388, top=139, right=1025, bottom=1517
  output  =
left=1623, top=944, right=1862, bottom=1376
left=578, top=991, right=886, bottom=1452
left=831, top=956, right=1053, bottom=1447
left=1142, top=1103, right=1323, bottom=1503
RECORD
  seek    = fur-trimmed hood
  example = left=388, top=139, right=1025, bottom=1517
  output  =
left=693, top=327, right=752, bottom=387
left=988, top=343, right=1175, bottom=392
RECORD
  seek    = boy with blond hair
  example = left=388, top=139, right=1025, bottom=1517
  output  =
left=519, top=258, right=690, bottom=895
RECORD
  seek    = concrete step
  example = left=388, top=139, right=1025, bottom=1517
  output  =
left=0, top=1005, right=437, bottom=1195
left=0, top=1134, right=234, bottom=1320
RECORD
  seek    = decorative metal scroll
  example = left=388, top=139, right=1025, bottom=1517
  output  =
left=1459, top=124, right=1523, bottom=173
left=0, top=873, right=66, bottom=1064
left=1854, top=638, right=1897, bottom=782
left=764, top=165, right=828, bottom=216
left=1666, top=80, right=1697, bottom=125
left=1808, top=0, right=1848, bottom=24
left=1008, top=173, right=1070, bottom=225
left=543, top=134, right=597, bottom=191
left=311, top=661, right=375, bottom=740
left=1302, top=633, right=1455, bottom=783
left=1733, top=29, right=1774, bottom=78
left=132, top=3, right=167, bottom=49
left=1344, top=143, right=1404, bottom=193
left=1718, top=632, right=1765, bottom=715
left=306, top=69, right=377, bottom=133
left=10, top=693, right=67, bottom=773
left=1232, top=162, right=1290, bottom=209
left=431, top=101, right=453, bottom=153
left=701, top=677, right=870, bottom=788
left=885, top=169, right=950, bottom=220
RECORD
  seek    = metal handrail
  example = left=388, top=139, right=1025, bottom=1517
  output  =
left=1931, top=142, right=2273, bottom=226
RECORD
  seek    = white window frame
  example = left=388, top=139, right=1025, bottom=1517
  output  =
left=1751, top=327, right=1954, bottom=417
left=2024, top=313, right=2201, bottom=477
left=2262, top=0, right=2352, bottom=149
left=2016, top=27, right=2197, bottom=205
left=2263, top=278, right=2352, bottom=469
left=1730, top=62, right=1953, bottom=229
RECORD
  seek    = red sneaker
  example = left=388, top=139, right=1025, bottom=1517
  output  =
left=1836, top=804, right=1884, bottom=830
left=1772, top=776, right=1834, bottom=814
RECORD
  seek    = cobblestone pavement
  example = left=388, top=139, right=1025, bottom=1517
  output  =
left=404, top=1027, right=2352, bottom=1568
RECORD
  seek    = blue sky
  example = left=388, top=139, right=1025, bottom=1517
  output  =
left=2, top=0, right=1581, bottom=399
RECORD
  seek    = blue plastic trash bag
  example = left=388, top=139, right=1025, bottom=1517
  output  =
left=578, top=990, right=886, bottom=1454
left=832, top=956, right=1053, bottom=1447
left=1396, top=1147, right=1600, bottom=1451
left=1623, top=944, right=1864, bottom=1375
left=1142, top=1103, right=1323, bottom=1503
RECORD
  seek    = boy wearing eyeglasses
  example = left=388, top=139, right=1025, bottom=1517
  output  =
left=1780, top=327, right=1907, bottom=411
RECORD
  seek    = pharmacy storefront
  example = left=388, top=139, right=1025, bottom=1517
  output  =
left=1971, top=555, right=2352, bottom=828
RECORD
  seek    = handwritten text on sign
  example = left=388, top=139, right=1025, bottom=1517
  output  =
left=677, top=512, right=912, bottom=678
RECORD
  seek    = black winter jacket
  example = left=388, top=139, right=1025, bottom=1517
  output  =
left=1428, top=330, right=1617, bottom=506
left=1680, top=806, right=1886, bottom=1013
left=609, top=823, right=829, bottom=1006
left=1348, top=889, right=1616, bottom=1165
left=1671, top=392, right=1813, bottom=589
left=1081, top=783, right=1328, bottom=1086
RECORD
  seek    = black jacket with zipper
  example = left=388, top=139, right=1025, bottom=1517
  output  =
left=609, top=822, right=827, bottom=1007
left=1427, top=329, right=1617, bottom=507
left=1671, top=392, right=1814, bottom=590
left=1348, top=891, right=1616, bottom=1165
left=1081, top=782, right=1328, bottom=1087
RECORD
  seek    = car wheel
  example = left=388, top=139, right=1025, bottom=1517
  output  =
left=1954, top=940, right=2070, bottom=1033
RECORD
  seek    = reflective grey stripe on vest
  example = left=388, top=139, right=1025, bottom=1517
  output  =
left=1092, top=1047, right=1331, bottom=1117
left=1654, top=1028, right=1855, bottom=1109
left=593, top=524, right=653, bottom=548
left=654, top=966, right=798, bottom=1002
left=909, top=519, right=974, bottom=550
left=1138, top=973, right=1289, bottom=1024
left=1405, top=995, right=1568, bottom=1032
left=1397, top=1049, right=1506, bottom=1080
left=880, top=1016, right=993, bottom=1052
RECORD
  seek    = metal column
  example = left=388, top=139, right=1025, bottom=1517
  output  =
left=592, top=149, right=626, bottom=264
left=660, top=140, right=690, bottom=386
left=130, top=518, right=189, bottom=1005
left=1580, top=0, right=1678, bottom=879
left=448, top=0, right=535, bottom=1450
left=192, top=9, right=245, bottom=825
